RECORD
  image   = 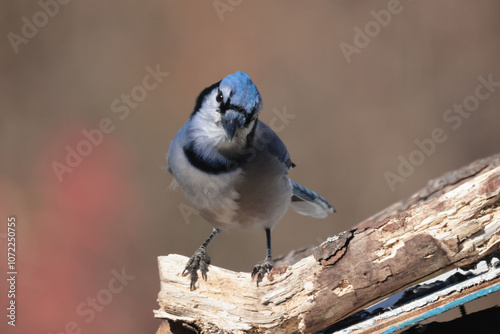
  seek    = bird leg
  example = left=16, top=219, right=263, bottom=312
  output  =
left=252, top=228, right=274, bottom=286
left=182, top=227, right=219, bottom=290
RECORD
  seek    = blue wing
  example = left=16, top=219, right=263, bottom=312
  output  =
left=256, top=121, right=295, bottom=170
left=256, top=121, right=335, bottom=218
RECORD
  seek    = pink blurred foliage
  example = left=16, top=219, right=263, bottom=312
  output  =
left=11, top=122, right=144, bottom=333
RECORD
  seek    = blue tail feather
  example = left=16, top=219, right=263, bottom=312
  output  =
left=290, top=181, right=335, bottom=218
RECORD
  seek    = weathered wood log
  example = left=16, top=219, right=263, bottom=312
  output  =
left=155, top=155, right=500, bottom=334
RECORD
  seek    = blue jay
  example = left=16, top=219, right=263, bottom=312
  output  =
left=167, top=71, right=334, bottom=289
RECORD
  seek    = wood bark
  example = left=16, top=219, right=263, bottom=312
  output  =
left=155, top=154, right=500, bottom=334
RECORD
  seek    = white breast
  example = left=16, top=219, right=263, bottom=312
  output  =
left=167, top=126, right=244, bottom=229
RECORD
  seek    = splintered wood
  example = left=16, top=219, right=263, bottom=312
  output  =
left=155, top=156, right=500, bottom=334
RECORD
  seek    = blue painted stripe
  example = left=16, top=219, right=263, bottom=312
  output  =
left=381, top=281, right=500, bottom=334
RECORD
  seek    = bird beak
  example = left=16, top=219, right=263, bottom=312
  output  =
left=221, top=110, right=245, bottom=141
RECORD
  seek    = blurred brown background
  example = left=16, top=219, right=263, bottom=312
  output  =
left=1, top=1, right=500, bottom=333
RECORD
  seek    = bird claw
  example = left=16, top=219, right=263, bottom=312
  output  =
left=251, top=257, right=273, bottom=286
left=183, top=247, right=211, bottom=290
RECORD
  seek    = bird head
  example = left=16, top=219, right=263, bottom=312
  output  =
left=189, top=72, right=263, bottom=150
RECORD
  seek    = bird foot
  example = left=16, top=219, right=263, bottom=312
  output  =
left=251, top=257, right=273, bottom=286
left=182, top=247, right=211, bottom=290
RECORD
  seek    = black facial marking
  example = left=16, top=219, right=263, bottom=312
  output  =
left=222, top=103, right=247, bottom=115
left=216, top=90, right=223, bottom=103
left=190, top=81, right=221, bottom=118
left=245, top=118, right=259, bottom=147
left=218, top=94, right=250, bottom=117
left=244, top=112, right=257, bottom=127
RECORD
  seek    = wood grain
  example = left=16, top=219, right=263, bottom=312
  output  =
left=155, top=155, right=500, bottom=334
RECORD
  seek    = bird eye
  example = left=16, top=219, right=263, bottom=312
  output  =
left=216, top=91, right=223, bottom=103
